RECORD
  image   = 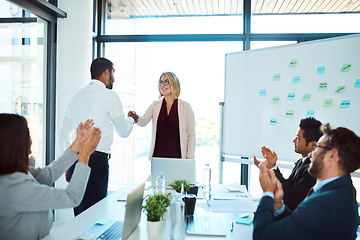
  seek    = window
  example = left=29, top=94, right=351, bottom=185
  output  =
left=0, top=1, right=47, bottom=168
left=105, top=41, right=242, bottom=189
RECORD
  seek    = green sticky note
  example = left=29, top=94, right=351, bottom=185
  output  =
left=273, top=74, right=280, bottom=81
left=318, top=82, right=328, bottom=90
left=324, top=99, right=333, bottom=107
left=285, top=110, right=294, bottom=117
left=289, top=59, right=298, bottom=67
left=302, top=94, right=311, bottom=101
left=341, top=64, right=351, bottom=72
left=272, top=96, right=280, bottom=103
left=335, top=85, right=346, bottom=94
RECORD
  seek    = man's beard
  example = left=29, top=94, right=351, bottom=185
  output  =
left=308, top=150, right=326, bottom=178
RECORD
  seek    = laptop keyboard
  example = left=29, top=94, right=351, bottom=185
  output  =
left=96, top=221, right=124, bottom=240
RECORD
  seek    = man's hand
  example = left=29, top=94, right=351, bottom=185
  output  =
left=261, top=146, right=278, bottom=169
left=259, top=161, right=277, bottom=193
left=65, top=170, right=70, bottom=183
left=254, top=155, right=274, bottom=169
left=128, top=111, right=139, bottom=123
left=274, top=180, right=284, bottom=211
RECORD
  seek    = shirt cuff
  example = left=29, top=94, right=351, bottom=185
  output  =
left=262, top=191, right=274, bottom=198
left=271, top=165, right=278, bottom=170
left=274, top=204, right=285, bottom=216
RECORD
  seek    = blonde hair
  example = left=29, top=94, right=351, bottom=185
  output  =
left=158, top=72, right=181, bottom=99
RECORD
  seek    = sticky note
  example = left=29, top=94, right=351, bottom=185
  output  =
left=302, top=94, right=311, bottom=101
left=341, top=64, right=351, bottom=72
left=289, top=59, right=298, bottom=67
left=317, top=66, right=325, bottom=75
left=259, top=89, right=267, bottom=96
left=236, top=217, right=253, bottom=225
left=335, top=85, right=346, bottom=94
left=292, top=76, right=300, bottom=84
left=287, top=93, right=295, bottom=100
left=318, top=82, right=328, bottom=90
left=340, top=100, right=350, bottom=109
left=272, top=96, right=280, bottom=103
left=355, top=79, right=360, bottom=88
left=285, top=110, right=294, bottom=117
left=324, top=99, right=333, bottom=107
left=269, top=118, right=277, bottom=125
left=273, top=74, right=280, bottom=81
left=306, top=110, right=315, bottom=118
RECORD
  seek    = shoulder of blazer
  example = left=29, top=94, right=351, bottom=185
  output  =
left=177, top=98, right=190, bottom=107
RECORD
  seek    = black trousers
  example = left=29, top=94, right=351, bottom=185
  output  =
left=68, top=151, right=109, bottom=216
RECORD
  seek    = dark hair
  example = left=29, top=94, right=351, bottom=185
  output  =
left=321, top=123, right=360, bottom=175
left=0, top=114, right=30, bottom=175
left=90, top=57, right=114, bottom=79
left=299, top=117, right=322, bottom=145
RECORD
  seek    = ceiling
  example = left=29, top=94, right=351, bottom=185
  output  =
left=106, top=0, right=360, bottom=18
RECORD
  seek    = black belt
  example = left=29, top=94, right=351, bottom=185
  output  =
left=92, top=151, right=111, bottom=159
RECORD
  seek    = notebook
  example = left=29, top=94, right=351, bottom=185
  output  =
left=151, top=157, right=196, bottom=187
left=185, top=215, right=226, bottom=236
left=77, top=182, right=145, bottom=240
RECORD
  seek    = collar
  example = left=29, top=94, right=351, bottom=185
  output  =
left=90, top=79, right=106, bottom=88
left=313, top=177, right=340, bottom=193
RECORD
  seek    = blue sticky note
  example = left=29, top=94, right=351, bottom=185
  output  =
left=306, top=110, right=315, bottom=118
left=355, top=79, right=360, bottom=88
left=340, top=100, right=350, bottom=109
left=317, top=66, right=325, bottom=75
left=269, top=118, right=277, bottom=125
left=259, top=89, right=267, bottom=96
left=292, top=76, right=300, bottom=84
left=287, top=93, right=295, bottom=100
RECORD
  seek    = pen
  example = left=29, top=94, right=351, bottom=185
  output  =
left=231, top=222, right=234, bottom=232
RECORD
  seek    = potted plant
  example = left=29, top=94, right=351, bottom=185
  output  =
left=169, top=179, right=191, bottom=193
left=143, top=193, right=171, bottom=236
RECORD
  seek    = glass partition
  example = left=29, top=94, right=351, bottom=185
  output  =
left=0, top=1, right=47, bottom=168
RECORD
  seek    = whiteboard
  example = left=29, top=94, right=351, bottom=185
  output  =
left=223, top=34, right=360, bottom=162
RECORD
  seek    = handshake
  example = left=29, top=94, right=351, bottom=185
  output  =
left=128, top=111, right=139, bottom=123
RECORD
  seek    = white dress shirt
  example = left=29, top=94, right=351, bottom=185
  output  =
left=60, top=80, right=134, bottom=154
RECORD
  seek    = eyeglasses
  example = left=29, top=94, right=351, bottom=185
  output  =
left=158, top=80, right=170, bottom=86
left=311, top=144, right=332, bottom=152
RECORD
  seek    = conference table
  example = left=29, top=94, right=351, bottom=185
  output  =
left=42, top=182, right=254, bottom=240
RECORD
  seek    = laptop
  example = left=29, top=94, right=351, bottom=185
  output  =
left=151, top=157, right=196, bottom=187
left=186, top=215, right=226, bottom=237
left=77, top=182, right=145, bottom=240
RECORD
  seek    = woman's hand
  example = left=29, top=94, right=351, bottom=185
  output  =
left=70, top=119, right=94, bottom=154
left=78, top=127, right=101, bottom=165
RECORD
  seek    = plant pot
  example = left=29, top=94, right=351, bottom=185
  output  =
left=147, top=220, right=162, bottom=237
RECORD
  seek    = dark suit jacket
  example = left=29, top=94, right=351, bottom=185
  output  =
left=275, top=157, right=316, bottom=211
left=253, top=175, right=358, bottom=240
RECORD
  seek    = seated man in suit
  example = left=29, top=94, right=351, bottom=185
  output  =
left=254, top=117, right=322, bottom=210
left=253, top=123, right=360, bottom=240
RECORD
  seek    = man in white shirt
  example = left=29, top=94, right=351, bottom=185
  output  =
left=60, top=57, right=138, bottom=215
left=253, top=123, right=360, bottom=240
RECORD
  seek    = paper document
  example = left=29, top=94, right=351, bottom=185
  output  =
left=208, top=199, right=258, bottom=212
left=212, top=185, right=254, bottom=200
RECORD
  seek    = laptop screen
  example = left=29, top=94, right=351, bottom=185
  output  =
left=151, top=157, right=196, bottom=187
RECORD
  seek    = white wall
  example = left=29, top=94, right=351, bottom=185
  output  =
left=55, top=0, right=93, bottom=222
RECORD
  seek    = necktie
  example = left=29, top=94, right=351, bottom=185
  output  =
left=305, top=187, right=314, bottom=199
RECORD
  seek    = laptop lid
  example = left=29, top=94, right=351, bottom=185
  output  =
left=151, top=157, right=196, bottom=187
left=121, top=182, right=145, bottom=239
left=78, top=182, right=145, bottom=240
